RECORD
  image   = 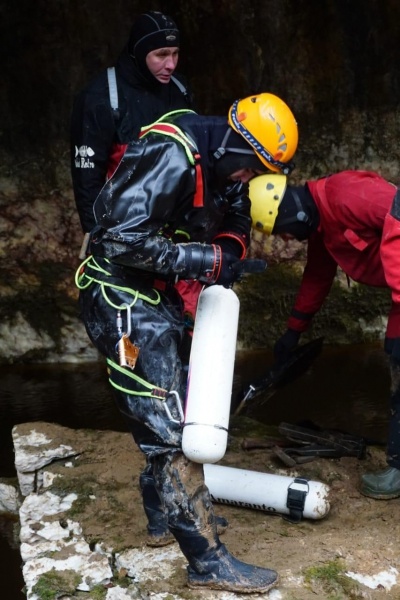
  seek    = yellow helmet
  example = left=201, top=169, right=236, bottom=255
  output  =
left=249, top=174, right=287, bottom=235
left=228, top=93, right=298, bottom=174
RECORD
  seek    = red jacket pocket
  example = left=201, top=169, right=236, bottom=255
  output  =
left=343, top=229, right=369, bottom=251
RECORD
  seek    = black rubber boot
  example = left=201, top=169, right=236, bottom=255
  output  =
left=360, top=466, right=400, bottom=499
left=154, top=452, right=278, bottom=593
left=140, top=464, right=229, bottom=546
left=185, top=539, right=278, bottom=593
left=360, top=359, right=400, bottom=500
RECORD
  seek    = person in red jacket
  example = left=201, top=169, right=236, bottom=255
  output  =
left=248, top=170, right=400, bottom=499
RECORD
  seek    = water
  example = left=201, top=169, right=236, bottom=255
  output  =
left=0, top=343, right=391, bottom=598
left=234, top=342, right=390, bottom=444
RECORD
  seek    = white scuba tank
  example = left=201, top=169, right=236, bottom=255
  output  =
left=204, top=463, right=331, bottom=520
left=182, top=285, right=240, bottom=464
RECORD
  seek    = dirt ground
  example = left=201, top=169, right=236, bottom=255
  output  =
left=27, top=419, right=400, bottom=600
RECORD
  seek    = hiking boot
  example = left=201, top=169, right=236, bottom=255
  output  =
left=187, top=542, right=279, bottom=593
left=146, top=515, right=229, bottom=547
left=360, top=466, right=400, bottom=499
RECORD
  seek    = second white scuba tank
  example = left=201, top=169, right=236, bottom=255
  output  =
left=182, top=285, right=240, bottom=464
left=204, top=463, right=331, bottom=521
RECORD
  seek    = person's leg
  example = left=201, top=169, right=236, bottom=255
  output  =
left=139, top=461, right=228, bottom=546
left=153, top=451, right=278, bottom=593
left=139, top=461, right=174, bottom=546
left=80, top=276, right=278, bottom=591
left=361, top=358, right=400, bottom=499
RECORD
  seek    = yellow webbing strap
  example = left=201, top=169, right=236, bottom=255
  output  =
left=75, top=256, right=161, bottom=308
left=107, top=358, right=168, bottom=400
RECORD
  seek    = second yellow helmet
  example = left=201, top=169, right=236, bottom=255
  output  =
left=249, top=174, right=287, bottom=235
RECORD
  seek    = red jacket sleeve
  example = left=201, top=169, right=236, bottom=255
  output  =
left=287, top=232, right=338, bottom=332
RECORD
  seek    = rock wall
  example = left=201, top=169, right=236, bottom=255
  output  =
left=0, top=0, right=399, bottom=362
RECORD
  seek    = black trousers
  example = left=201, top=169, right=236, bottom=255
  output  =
left=387, top=360, right=400, bottom=469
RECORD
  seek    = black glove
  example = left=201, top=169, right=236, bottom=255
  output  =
left=214, top=252, right=242, bottom=288
left=273, top=329, right=301, bottom=365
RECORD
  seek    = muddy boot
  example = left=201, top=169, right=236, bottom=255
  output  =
left=140, top=465, right=229, bottom=546
left=360, top=466, right=400, bottom=499
left=154, top=452, right=278, bottom=593
left=178, top=533, right=279, bottom=593
left=140, top=465, right=174, bottom=547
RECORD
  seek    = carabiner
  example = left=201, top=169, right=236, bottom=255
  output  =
left=163, top=390, right=184, bottom=424
left=121, top=303, right=132, bottom=337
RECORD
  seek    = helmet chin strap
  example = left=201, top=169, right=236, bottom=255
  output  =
left=275, top=188, right=310, bottom=227
left=213, top=128, right=255, bottom=160
left=292, top=188, right=310, bottom=225
left=273, top=185, right=320, bottom=241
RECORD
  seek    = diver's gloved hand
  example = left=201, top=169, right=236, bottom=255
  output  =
left=273, top=329, right=301, bottom=365
left=384, top=337, right=400, bottom=367
left=177, top=242, right=262, bottom=287
left=214, top=252, right=243, bottom=289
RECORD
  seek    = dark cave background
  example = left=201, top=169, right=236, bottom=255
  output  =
left=2, top=0, right=400, bottom=187
left=0, top=0, right=399, bottom=361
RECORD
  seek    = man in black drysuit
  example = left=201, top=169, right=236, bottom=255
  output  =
left=71, top=10, right=193, bottom=234
left=75, top=93, right=298, bottom=592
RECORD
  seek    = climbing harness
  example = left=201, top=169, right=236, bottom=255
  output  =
left=76, top=257, right=184, bottom=422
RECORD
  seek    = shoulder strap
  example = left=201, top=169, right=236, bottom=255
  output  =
left=171, top=75, right=188, bottom=95
left=139, top=120, right=204, bottom=208
left=107, top=67, right=120, bottom=119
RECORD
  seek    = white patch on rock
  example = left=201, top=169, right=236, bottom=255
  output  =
left=18, top=489, right=113, bottom=594
left=346, top=566, right=399, bottom=590
left=115, top=546, right=182, bottom=581
left=22, top=548, right=113, bottom=593
left=40, top=471, right=61, bottom=489
left=20, top=490, right=78, bottom=523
